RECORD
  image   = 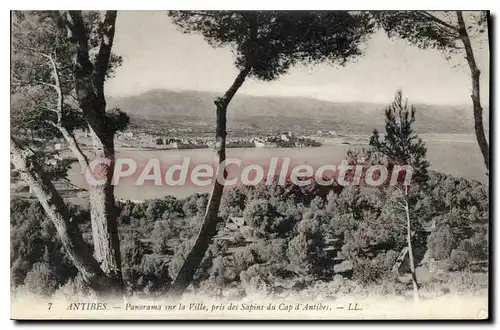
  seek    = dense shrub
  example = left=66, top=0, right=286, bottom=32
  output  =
left=10, top=164, right=488, bottom=297
left=449, top=249, right=469, bottom=271
left=23, top=262, right=58, bottom=296
left=427, top=224, right=454, bottom=260
left=55, top=274, right=93, bottom=299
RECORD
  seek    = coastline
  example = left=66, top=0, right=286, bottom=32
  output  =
left=107, top=133, right=479, bottom=152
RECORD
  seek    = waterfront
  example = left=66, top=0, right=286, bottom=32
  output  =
left=66, top=135, right=487, bottom=200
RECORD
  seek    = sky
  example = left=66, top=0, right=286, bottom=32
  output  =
left=105, top=11, right=490, bottom=105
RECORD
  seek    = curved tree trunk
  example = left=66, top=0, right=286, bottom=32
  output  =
left=170, top=66, right=251, bottom=295
left=10, top=137, right=121, bottom=295
left=457, top=11, right=489, bottom=174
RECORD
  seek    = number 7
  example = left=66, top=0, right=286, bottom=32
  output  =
left=48, top=303, right=52, bottom=310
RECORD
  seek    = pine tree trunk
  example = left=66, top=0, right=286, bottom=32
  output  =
left=170, top=66, right=251, bottom=295
left=10, top=138, right=121, bottom=295
left=63, top=11, right=124, bottom=291
left=404, top=186, right=419, bottom=302
left=88, top=134, right=123, bottom=290
left=457, top=11, right=489, bottom=174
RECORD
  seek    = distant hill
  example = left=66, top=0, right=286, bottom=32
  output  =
left=108, top=89, right=489, bottom=135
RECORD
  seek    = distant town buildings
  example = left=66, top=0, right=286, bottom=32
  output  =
left=92, top=128, right=323, bottom=151
left=254, top=131, right=320, bottom=148
left=316, top=130, right=338, bottom=136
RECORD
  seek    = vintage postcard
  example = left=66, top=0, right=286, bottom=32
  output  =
left=10, top=10, right=490, bottom=320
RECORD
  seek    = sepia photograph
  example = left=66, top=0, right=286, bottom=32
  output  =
left=9, top=9, right=491, bottom=320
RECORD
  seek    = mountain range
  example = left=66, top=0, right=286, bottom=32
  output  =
left=107, top=89, right=489, bottom=136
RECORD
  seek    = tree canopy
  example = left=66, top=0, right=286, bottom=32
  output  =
left=169, top=11, right=374, bottom=81
left=11, top=11, right=124, bottom=142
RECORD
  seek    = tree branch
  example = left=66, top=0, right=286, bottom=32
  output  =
left=419, top=11, right=459, bottom=33
left=396, top=201, right=407, bottom=209
left=40, top=106, right=59, bottom=113
left=93, top=11, right=118, bottom=94
left=11, top=77, right=57, bottom=91
left=45, top=120, right=89, bottom=171
left=60, top=176, right=88, bottom=191
left=41, top=52, right=64, bottom=122
left=41, top=51, right=90, bottom=171
left=61, top=129, right=90, bottom=172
